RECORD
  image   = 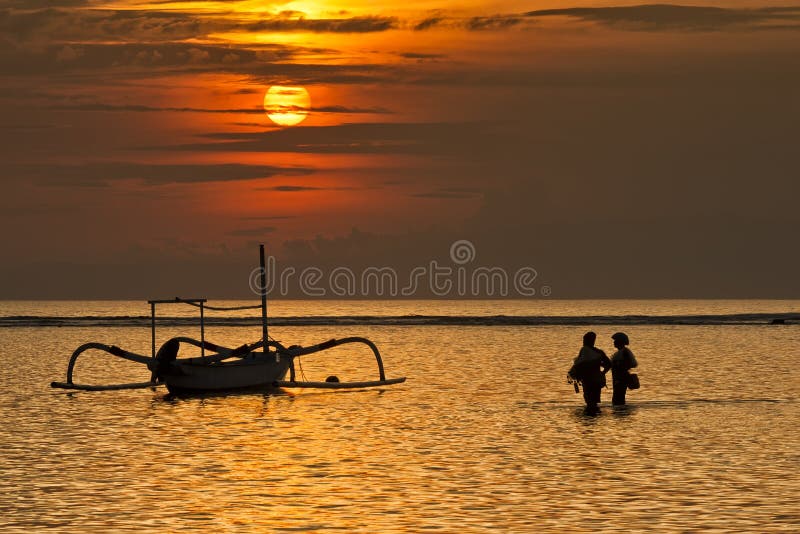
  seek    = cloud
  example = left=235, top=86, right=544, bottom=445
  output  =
left=50, top=102, right=267, bottom=114
left=467, top=15, right=524, bottom=31
left=167, top=121, right=504, bottom=157
left=411, top=13, right=525, bottom=32
left=0, top=8, right=396, bottom=47
left=8, top=162, right=314, bottom=187
left=313, top=105, right=392, bottom=114
left=0, top=8, right=205, bottom=44
left=0, top=38, right=391, bottom=85
left=46, top=101, right=393, bottom=115
left=414, top=17, right=444, bottom=31
left=240, top=215, right=297, bottom=221
left=0, top=8, right=401, bottom=83
left=411, top=192, right=473, bottom=199
left=399, top=52, right=445, bottom=62
left=245, top=62, right=392, bottom=85
left=55, top=45, right=83, bottom=62
left=411, top=187, right=482, bottom=199
left=247, top=15, right=397, bottom=33
left=525, top=5, right=800, bottom=32
left=256, top=185, right=358, bottom=192
left=408, top=5, right=800, bottom=33
left=227, top=225, right=277, bottom=237
left=0, top=41, right=301, bottom=77
left=264, top=185, right=322, bottom=192
left=0, top=0, right=93, bottom=6
left=231, top=88, right=260, bottom=95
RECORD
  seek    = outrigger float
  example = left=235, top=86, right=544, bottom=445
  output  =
left=51, top=246, right=405, bottom=394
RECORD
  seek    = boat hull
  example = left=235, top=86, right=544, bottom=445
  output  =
left=163, top=352, right=290, bottom=394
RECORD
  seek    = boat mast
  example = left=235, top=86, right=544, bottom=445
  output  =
left=259, top=244, right=269, bottom=354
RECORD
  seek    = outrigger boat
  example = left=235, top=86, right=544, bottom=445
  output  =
left=51, top=246, right=405, bottom=394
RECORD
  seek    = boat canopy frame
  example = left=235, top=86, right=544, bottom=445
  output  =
left=148, top=298, right=209, bottom=358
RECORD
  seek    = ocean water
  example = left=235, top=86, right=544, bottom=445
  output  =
left=1, top=300, right=798, bottom=532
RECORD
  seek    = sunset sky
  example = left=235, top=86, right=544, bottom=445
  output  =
left=1, top=1, right=799, bottom=298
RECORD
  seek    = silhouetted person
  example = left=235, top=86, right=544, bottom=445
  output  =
left=569, top=331, right=610, bottom=414
left=610, top=332, right=638, bottom=406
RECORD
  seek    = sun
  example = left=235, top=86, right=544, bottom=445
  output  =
left=263, top=85, right=310, bottom=126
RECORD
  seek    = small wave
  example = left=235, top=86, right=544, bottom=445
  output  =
left=0, top=313, right=797, bottom=328
left=632, top=398, right=793, bottom=406
left=522, top=397, right=795, bottom=412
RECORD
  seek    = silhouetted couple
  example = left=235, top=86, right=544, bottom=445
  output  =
left=568, top=331, right=638, bottom=414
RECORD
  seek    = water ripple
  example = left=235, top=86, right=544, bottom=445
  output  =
left=0, top=324, right=798, bottom=532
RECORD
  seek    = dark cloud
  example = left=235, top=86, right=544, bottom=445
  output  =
left=411, top=187, right=482, bottom=199
left=46, top=101, right=392, bottom=115
left=227, top=226, right=277, bottom=237
left=414, top=17, right=444, bottom=31
left=264, top=214, right=800, bottom=298
left=247, top=15, right=396, bottom=33
left=8, top=162, right=314, bottom=187
left=400, top=52, right=444, bottom=59
left=240, top=215, right=297, bottom=221
left=263, top=185, right=322, bottom=192
left=0, top=39, right=390, bottom=85
left=313, top=105, right=392, bottom=114
left=231, top=122, right=268, bottom=128
left=381, top=44, right=800, bottom=90
left=0, top=0, right=93, bottom=6
left=144, top=0, right=241, bottom=3
left=409, top=5, right=800, bottom=33
left=0, top=41, right=298, bottom=77
left=412, top=14, right=524, bottom=31
left=50, top=102, right=267, bottom=114
left=0, top=8, right=207, bottom=43
left=467, top=15, right=524, bottom=31
left=256, top=185, right=358, bottom=192
left=525, top=5, right=800, bottom=32
left=3, top=4, right=800, bottom=54
left=245, top=62, right=391, bottom=86
left=0, top=8, right=396, bottom=46
left=170, top=121, right=503, bottom=156
left=411, top=192, right=473, bottom=199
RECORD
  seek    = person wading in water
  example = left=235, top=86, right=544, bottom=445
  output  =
left=569, top=331, right=611, bottom=414
left=610, top=332, right=638, bottom=406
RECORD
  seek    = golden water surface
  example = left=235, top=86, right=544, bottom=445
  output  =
left=1, top=305, right=799, bottom=532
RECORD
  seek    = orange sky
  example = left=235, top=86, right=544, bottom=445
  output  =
left=2, top=1, right=800, bottom=297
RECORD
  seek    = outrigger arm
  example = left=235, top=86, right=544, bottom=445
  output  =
left=276, top=336, right=406, bottom=388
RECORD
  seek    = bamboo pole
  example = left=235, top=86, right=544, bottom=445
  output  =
left=150, top=301, right=156, bottom=358
left=51, top=381, right=161, bottom=391
left=200, top=301, right=205, bottom=358
left=259, top=244, right=269, bottom=358
left=273, top=377, right=406, bottom=389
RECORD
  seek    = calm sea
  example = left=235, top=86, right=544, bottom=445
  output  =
left=1, top=300, right=798, bottom=532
